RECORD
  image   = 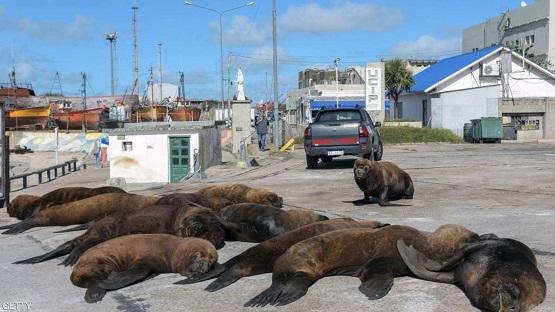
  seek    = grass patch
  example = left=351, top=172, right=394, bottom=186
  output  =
left=380, top=126, right=463, bottom=144
left=292, top=135, right=304, bottom=145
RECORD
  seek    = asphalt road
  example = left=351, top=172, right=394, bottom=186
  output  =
left=0, top=143, right=554, bottom=312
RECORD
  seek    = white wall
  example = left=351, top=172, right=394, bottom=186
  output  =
left=397, top=93, right=432, bottom=121
left=109, top=133, right=199, bottom=183
left=431, top=85, right=500, bottom=136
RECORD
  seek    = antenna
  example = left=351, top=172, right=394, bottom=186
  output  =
left=132, top=7, right=139, bottom=95
left=157, top=43, right=163, bottom=105
left=105, top=32, right=118, bottom=96
left=50, top=71, right=64, bottom=96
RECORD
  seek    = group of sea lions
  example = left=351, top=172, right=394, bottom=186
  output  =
left=0, top=160, right=547, bottom=311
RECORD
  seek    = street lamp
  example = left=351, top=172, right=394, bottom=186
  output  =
left=334, top=58, right=340, bottom=109
left=185, top=1, right=255, bottom=112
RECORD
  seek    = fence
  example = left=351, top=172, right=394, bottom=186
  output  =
left=10, top=159, right=84, bottom=190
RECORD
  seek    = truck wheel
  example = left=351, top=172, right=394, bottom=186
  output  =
left=321, top=156, right=333, bottom=163
left=306, top=155, right=319, bottom=169
left=374, top=142, right=383, bottom=161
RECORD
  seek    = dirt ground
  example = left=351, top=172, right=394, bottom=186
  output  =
left=0, top=143, right=554, bottom=312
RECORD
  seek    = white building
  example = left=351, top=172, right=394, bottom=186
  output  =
left=398, top=45, right=555, bottom=138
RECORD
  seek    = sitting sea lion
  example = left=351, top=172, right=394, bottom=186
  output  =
left=218, top=203, right=329, bottom=242
left=6, top=186, right=126, bottom=220
left=71, top=234, right=219, bottom=303
left=176, top=218, right=389, bottom=291
left=157, top=192, right=234, bottom=211
left=0, top=193, right=160, bottom=235
left=245, top=224, right=478, bottom=307
left=353, top=158, right=414, bottom=206
left=14, top=204, right=226, bottom=266
left=397, top=236, right=546, bottom=312
left=194, top=184, right=283, bottom=209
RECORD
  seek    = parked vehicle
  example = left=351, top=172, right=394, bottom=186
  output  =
left=303, top=108, right=383, bottom=169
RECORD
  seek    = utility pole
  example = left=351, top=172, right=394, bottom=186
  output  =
left=227, top=51, right=232, bottom=111
left=132, top=6, right=139, bottom=95
left=81, top=72, right=87, bottom=131
left=157, top=43, right=163, bottom=105
left=334, top=58, right=340, bottom=109
left=105, top=32, right=118, bottom=96
left=179, top=71, right=186, bottom=101
left=149, top=66, right=154, bottom=105
left=272, top=0, right=280, bottom=149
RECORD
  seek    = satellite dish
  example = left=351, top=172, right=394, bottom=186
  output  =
left=521, top=1, right=527, bottom=7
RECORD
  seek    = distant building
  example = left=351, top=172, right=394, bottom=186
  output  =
left=398, top=46, right=555, bottom=140
left=462, top=0, right=554, bottom=66
left=406, top=60, right=438, bottom=74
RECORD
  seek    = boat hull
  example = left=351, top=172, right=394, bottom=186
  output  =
left=169, top=107, right=201, bottom=121
left=51, top=108, right=106, bottom=130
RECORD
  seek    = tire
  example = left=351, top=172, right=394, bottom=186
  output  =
left=374, top=142, right=383, bottom=161
left=306, top=155, right=318, bottom=169
left=321, top=156, right=333, bottom=163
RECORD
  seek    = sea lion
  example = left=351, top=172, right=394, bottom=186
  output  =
left=175, top=218, right=389, bottom=291
left=245, top=224, right=478, bottom=307
left=6, top=186, right=126, bottom=220
left=0, top=193, right=160, bottom=235
left=157, top=192, right=234, bottom=211
left=71, top=234, right=219, bottom=303
left=14, top=204, right=226, bottom=266
left=194, top=184, right=283, bottom=209
left=397, top=236, right=546, bottom=312
left=353, top=158, right=414, bottom=206
left=218, top=203, right=329, bottom=242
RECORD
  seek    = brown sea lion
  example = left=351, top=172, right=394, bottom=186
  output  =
left=218, top=203, right=329, bottom=242
left=175, top=218, right=389, bottom=291
left=14, top=204, right=226, bottom=266
left=353, top=158, right=414, bottom=206
left=397, top=236, right=546, bottom=312
left=0, top=193, right=160, bottom=235
left=71, top=234, right=219, bottom=303
left=194, top=184, right=283, bottom=209
left=245, top=224, right=478, bottom=307
left=157, top=192, right=234, bottom=211
left=6, top=186, right=126, bottom=220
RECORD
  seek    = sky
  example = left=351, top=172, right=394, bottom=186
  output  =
left=1, top=0, right=531, bottom=102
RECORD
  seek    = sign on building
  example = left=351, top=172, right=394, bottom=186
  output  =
left=365, top=62, right=385, bottom=121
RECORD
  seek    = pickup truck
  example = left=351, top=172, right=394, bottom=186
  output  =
left=303, top=108, right=383, bottom=169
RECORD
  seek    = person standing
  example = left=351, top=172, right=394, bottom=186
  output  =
left=255, top=111, right=269, bottom=151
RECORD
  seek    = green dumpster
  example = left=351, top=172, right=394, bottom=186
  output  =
left=471, top=117, right=502, bottom=143
left=463, top=123, right=473, bottom=143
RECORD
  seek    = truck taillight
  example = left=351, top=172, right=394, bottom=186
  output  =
left=304, top=127, right=312, bottom=139
left=359, top=125, right=369, bottom=138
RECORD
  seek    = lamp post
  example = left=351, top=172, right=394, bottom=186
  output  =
left=185, top=1, right=255, bottom=112
left=334, top=58, right=340, bottom=109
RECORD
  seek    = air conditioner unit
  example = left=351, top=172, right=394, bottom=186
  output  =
left=481, top=63, right=500, bottom=77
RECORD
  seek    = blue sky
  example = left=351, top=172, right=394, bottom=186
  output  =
left=2, top=0, right=527, bottom=101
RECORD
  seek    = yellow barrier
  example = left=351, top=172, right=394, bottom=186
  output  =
left=279, top=138, right=295, bottom=152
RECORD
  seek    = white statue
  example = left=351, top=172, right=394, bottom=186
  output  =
left=236, top=67, right=246, bottom=101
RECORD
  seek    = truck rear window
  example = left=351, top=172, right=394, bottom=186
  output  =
left=317, top=110, right=362, bottom=122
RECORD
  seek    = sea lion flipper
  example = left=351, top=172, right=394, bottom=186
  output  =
left=98, top=264, right=151, bottom=290
left=84, top=284, right=106, bottom=303
left=53, top=222, right=93, bottom=233
left=61, top=245, right=88, bottom=266
left=174, top=262, right=226, bottom=285
left=205, top=267, right=242, bottom=292
left=357, top=257, right=401, bottom=300
left=1, top=220, right=43, bottom=235
left=14, top=241, right=74, bottom=264
left=396, top=240, right=455, bottom=284
left=244, top=273, right=311, bottom=307
left=0, top=222, right=19, bottom=230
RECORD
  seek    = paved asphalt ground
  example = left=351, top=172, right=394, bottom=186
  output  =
left=0, top=143, right=554, bottom=312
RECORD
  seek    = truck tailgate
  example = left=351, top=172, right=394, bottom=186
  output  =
left=311, top=122, right=360, bottom=146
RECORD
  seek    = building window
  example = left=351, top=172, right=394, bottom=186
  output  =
left=122, top=141, right=133, bottom=152
left=531, top=35, right=535, bottom=44
left=525, top=36, right=530, bottom=45
left=515, top=39, right=520, bottom=46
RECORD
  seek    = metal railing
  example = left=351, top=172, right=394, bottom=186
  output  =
left=10, top=159, right=84, bottom=190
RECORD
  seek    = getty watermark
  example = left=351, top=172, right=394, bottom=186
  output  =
left=1, top=303, right=31, bottom=311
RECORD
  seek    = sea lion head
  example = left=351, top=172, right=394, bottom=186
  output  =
left=7, top=195, right=40, bottom=220
left=353, top=158, right=372, bottom=181
left=175, top=239, right=218, bottom=278
left=247, top=189, right=283, bottom=208
left=175, top=208, right=226, bottom=249
left=428, top=224, right=480, bottom=257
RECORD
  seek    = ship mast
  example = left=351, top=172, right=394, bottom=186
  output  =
left=81, top=72, right=87, bottom=131
left=132, top=6, right=139, bottom=95
left=149, top=66, right=154, bottom=106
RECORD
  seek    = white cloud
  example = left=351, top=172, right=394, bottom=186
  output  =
left=237, top=46, right=291, bottom=74
left=210, top=15, right=272, bottom=47
left=0, top=10, right=95, bottom=44
left=388, top=35, right=461, bottom=59
left=281, top=2, right=404, bottom=33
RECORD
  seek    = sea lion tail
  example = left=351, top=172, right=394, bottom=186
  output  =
left=244, top=274, right=311, bottom=307
left=174, top=262, right=226, bottom=285
left=13, top=241, right=74, bottom=264
left=396, top=240, right=455, bottom=284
